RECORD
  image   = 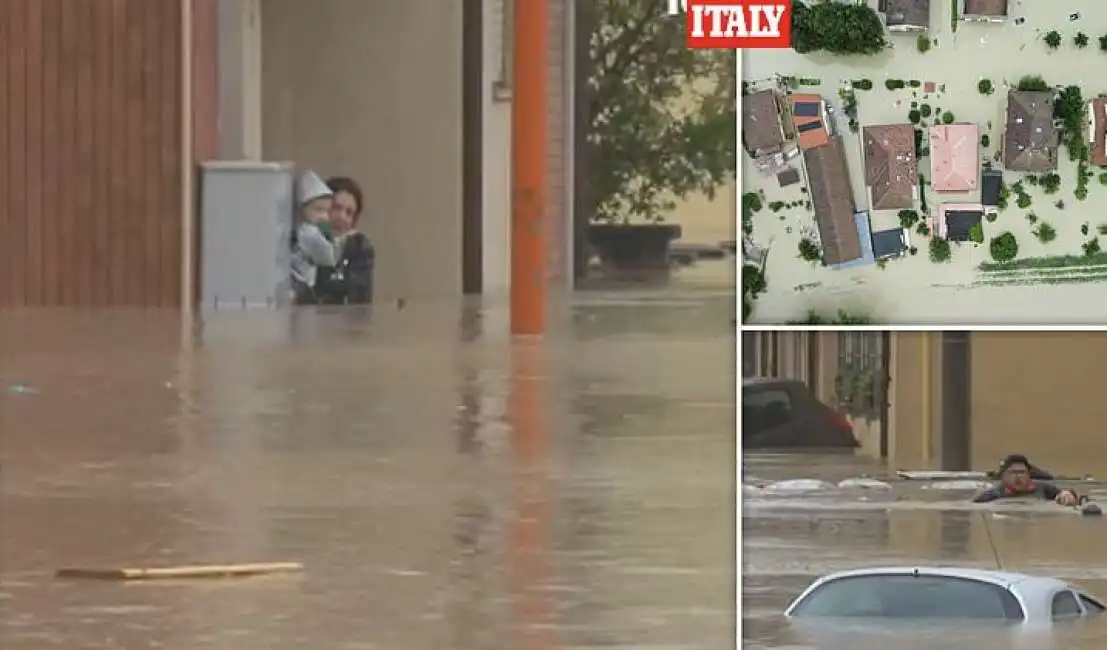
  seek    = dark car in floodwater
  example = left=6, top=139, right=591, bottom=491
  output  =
left=743, top=378, right=857, bottom=449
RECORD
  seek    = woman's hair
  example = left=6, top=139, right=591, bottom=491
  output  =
left=326, top=176, right=364, bottom=221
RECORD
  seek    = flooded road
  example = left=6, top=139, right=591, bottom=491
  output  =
left=0, top=291, right=734, bottom=649
left=744, top=454, right=1107, bottom=649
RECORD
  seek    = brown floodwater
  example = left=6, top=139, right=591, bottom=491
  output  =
left=744, top=453, right=1107, bottom=650
left=0, top=290, right=734, bottom=649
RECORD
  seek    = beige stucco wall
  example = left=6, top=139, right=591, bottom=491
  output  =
left=970, top=332, right=1107, bottom=476
left=884, top=332, right=1107, bottom=476
left=259, top=0, right=464, bottom=302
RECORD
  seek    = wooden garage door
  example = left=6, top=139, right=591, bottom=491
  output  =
left=0, top=0, right=184, bottom=307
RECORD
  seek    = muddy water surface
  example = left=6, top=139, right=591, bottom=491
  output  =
left=744, top=454, right=1107, bottom=649
left=0, top=292, right=734, bottom=650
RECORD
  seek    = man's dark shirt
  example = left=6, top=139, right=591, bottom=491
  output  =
left=972, top=481, right=1063, bottom=503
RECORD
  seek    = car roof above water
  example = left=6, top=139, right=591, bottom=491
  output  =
left=811, top=566, right=1069, bottom=591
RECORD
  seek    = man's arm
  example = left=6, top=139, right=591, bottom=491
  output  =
left=972, top=487, right=1003, bottom=503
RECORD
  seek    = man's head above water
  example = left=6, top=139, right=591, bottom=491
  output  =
left=998, top=454, right=1035, bottom=492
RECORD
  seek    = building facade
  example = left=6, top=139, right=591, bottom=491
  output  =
left=0, top=0, right=575, bottom=308
left=744, top=331, right=1107, bottom=477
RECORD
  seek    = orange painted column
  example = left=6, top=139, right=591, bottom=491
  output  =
left=510, top=0, right=548, bottom=335
left=508, top=342, right=557, bottom=648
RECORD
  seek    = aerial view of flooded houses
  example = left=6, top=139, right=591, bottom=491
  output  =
left=741, top=0, right=1107, bottom=324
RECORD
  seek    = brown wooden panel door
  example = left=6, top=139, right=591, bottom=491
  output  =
left=1, top=0, right=185, bottom=307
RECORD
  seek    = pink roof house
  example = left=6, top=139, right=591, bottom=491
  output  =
left=929, top=124, right=980, bottom=192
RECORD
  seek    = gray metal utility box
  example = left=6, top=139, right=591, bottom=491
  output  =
left=199, top=161, right=295, bottom=308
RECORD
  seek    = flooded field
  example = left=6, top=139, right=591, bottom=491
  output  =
left=742, top=0, right=1107, bottom=324
left=743, top=453, right=1107, bottom=649
left=0, top=290, right=734, bottom=649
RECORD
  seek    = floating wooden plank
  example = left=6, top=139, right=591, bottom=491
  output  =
left=56, top=562, right=304, bottom=581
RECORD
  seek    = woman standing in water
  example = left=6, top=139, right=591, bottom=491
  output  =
left=315, top=176, right=375, bottom=304
left=289, top=170, right=340, bottom=304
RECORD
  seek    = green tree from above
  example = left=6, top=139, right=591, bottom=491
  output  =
left=1034, top=222, right=1057, bottom=243
left=969, top=222, right=984, bottom=244
left=989, top=231, right=1019, bottom=262
left=1039, top=172, right=1062, bottom=194
left=1100, top=34, right=1107, bottom=51
left=1044, top=30, right=1062, bottom=50
left=1076, top=32, right=1090, bottom=48
left=1016, top=75, right=1051, bottom=92
left=917, top=34, right=931, bottom=53
left=798, top=237, right=822, bottom=262
left=929, top=237, right=952, bottom=263
left=978, top=79, right=994, bottom=95
left=791, top=1, right=888, bottom=55
left=585, top=1, right=735, bottom=225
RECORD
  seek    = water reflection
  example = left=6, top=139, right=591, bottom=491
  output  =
left=743, top=453, right=1107, bottom=649
left=0, top=292, right=733, bottom=649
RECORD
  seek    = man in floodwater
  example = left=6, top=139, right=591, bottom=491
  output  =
left=973, top=454, right=1079, bottom=505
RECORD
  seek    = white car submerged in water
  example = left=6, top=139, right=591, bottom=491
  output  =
left=786, top=567, right=1105, bottom=624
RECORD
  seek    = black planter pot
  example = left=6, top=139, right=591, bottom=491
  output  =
left=587, top=223, right=682, bottom=271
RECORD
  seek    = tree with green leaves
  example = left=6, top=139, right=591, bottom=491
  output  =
left=978, top=79, right=994, bottom=95
left=1075, top=32, right=1090, bottom=48
left=791, top=1, right=888, bottom=55
left=929, top=237, right=952, bottom=263
left=1044, top=30, right=1062, bottom=50
left=585, top=1, right=736, bottom=224
left=798, top=237, right=822, bottom=262
left=990, top=232, right=1019, bottom=262
left=1017, top=75, right=1051, bottom=91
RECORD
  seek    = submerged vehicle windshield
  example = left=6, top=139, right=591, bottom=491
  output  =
left=789, top=574, right=1025, bottom=620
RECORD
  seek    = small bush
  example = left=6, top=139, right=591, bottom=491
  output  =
left=981, top=134, right=990, bottom=147
left=909, top=109, right=921, bottom=124
left=853, top=79, right=873, bottom=90
left=1076, top=185, right=1089, bottom=200
left=1016, top=194, right=1032, bottom=209
left=1098, top=172, right=1107, bottom=186
left=1044, top=30, right=1062, bottom=50
left=978, top=79, right=994, bottom=95
left=917, top=222, right=930, bottom=237
left=743, top=192, right=762, bottom=213
left=1017, top=75, right=1050, bottom=92
left=1035, top=222, right=1057, bottom=243
left=798, top=237, right=822, bottom=262
left=1076, top=32, right=1090, bottom=49
left=1100, top=34, right=1107, bottom=52
left=1084, top=238, right=1102, bottom=256
left=898, top=210, right=920, bottom=228
left=1040, top=172, right=1062, bottom=194
left=989, top=231, right=1019, bottom=262
left=909, top=79, right=922, bottom=88
left=885, top=79, right=906, bottom=91
left=969, top=222, right=984, bottom=244
left=1055, top=200, right=1066, bottom=210
left=917, top=35, right=931, bottom=53
left=986, top=212, right=998, bottom=222
left=929, top=236, right=952, bottom=263
left=1099, top=223, right=1107, bottom=236
left=1082, top=223, right=1091, bottom=236
left=941, top=111, right=955, bottom=124
left=920, top=104, right=932, bottom=118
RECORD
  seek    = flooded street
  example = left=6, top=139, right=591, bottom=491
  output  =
left=744, top=454, right=1107, bottom=649
left=0, top=290, right=734, bottom=649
